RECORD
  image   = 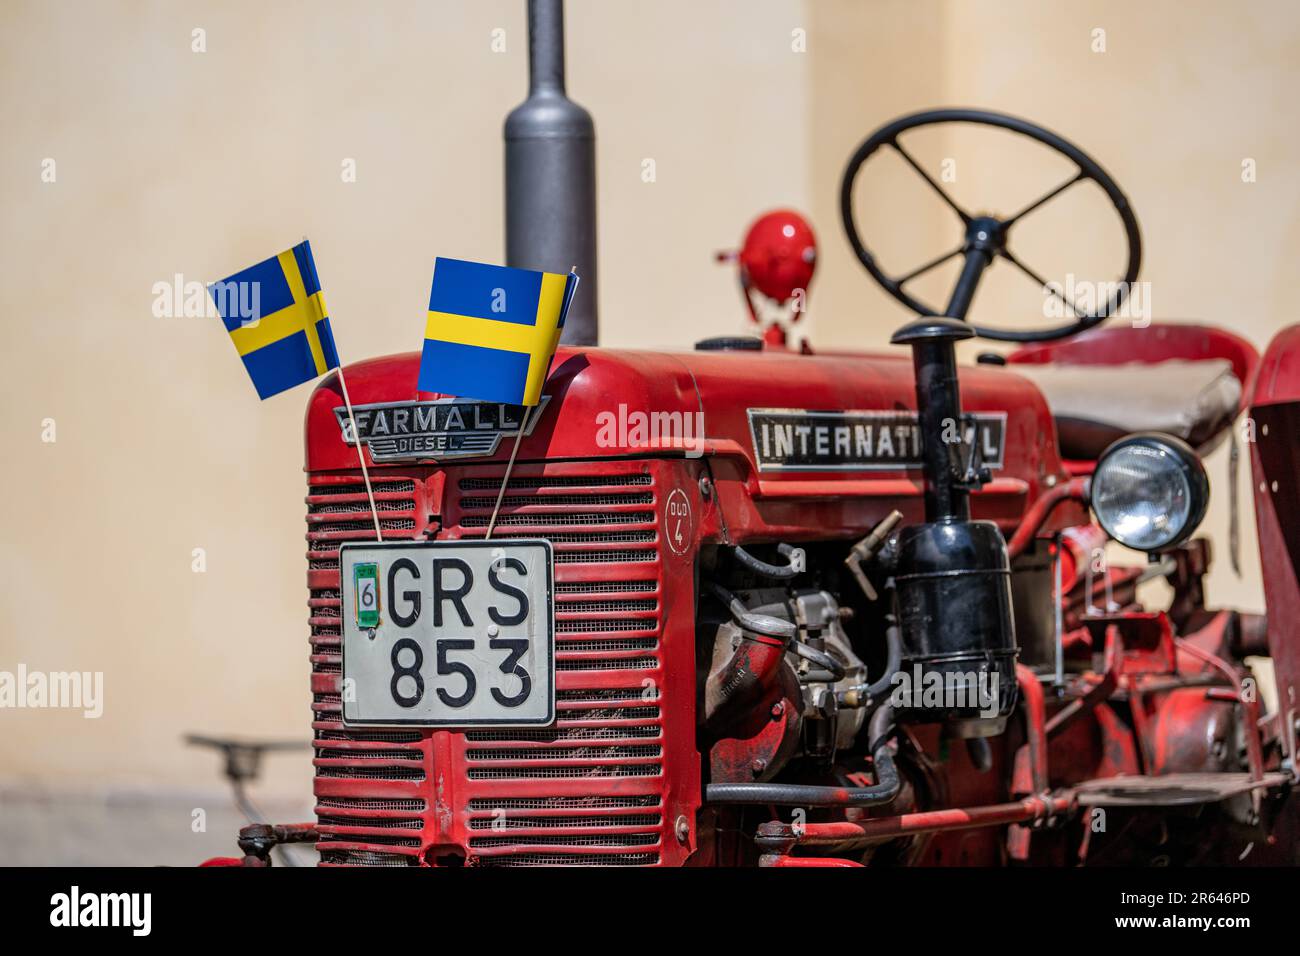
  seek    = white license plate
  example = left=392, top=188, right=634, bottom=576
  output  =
left=339, top=540, right=554, bottom=727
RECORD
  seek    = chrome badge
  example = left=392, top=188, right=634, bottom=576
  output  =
left=335, top=396, right=549, bottom=462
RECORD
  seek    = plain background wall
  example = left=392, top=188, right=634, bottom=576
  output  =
left=0, top=0, right=1295, bottom=862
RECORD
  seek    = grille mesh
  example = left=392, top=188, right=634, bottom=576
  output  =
left=468, top=813, right=661, bottom=831
left=317, top=797, right=427, bottom=812
left=466, top=795, right=660, bottom=811
left=317, top=815, right=423, bottom=830
left=475, top=853, right=658, bottom=867
left=555, top=581, right=656, bottom=594
left=458, top=475, right=652, bottom=491
left=309, top=466, right=667, bottom=867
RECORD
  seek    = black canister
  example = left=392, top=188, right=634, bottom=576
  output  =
left=892, top=520, right=1019, bottom=734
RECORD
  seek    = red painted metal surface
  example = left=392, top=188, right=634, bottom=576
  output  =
left=301, top=347, right=1076, bottom=866
left=1012, top=664, right=1048, bottom=796
left=1006, top=476, right=1089, bottom=560
left=294, top=337, right=1292, bottom=867
left=1249, top=325, right=1300, bottom=771
left=1174, top=636, right=1264, bottom=783
left=761, top=855, right=863, bottom=867
left=761, top=794, right=1076, bottom=849
left=737, top=209, right=817, bottom=305
left=305, top=457, right=702, bottom=866
left=306, top=347, right=1079, bottom=545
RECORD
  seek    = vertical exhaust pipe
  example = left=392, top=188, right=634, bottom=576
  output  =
left=505, top=0, right=598, bottom=345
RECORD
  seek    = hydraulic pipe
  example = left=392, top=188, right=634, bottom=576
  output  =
left=757, top=793, right=1076, bottom=848
left=1006, top=477, right=1090, bottom=560
left=1014, top=663, right=1048, bottom=795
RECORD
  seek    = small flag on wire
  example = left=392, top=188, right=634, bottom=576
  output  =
left=418, top=257, right=578, bottom=406
left=209, top=240, right=340, bottom=400
left=209, top=240, right=382, bottom=539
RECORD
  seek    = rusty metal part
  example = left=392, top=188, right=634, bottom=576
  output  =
left=1012, top=664, right=1048, bottom=795
left=1174, top=636, right=1265, bottom=783
left=755, top=793, right=1076, bottom=854
left=1045, top=624, right=1123, bottom=737
left=705, top=704, right=899, bottom=806
left=845, top=509, right=903, bottom=600
left=237, top=822, right=320, bottom=867
left=1233, top=612, right=1270, bottom=658
left=1148, top=687, right=1237, bottom=775
left=702, top=593, right=791, bottom=732
left=1072, top=772, right=1288, bottom=807
left=1007, top=477, right=1090, bottom=560
left=1166, top=538, right=1212, bottom=632
left=759, top=854, right=864, bottom=867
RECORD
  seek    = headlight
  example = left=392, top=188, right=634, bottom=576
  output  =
left=1091, top=433, right=1209, bottom=552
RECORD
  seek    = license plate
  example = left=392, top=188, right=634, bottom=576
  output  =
left=339, top=539, right=555, bottom=727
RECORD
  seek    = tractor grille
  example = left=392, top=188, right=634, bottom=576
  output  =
left=307, top=464, right=672, bottom=866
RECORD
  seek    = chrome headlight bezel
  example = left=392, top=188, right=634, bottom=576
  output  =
left=1090, top=433, right=1209, bottom=553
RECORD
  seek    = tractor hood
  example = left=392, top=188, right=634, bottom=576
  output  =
left=306, top=346, right=1069, bottom=532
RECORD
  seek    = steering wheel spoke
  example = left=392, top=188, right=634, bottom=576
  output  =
left=896, top=245, right=965, bottom=286
left=1001, top=169, right=1088, bottom=229
left=998, top=248, right=1083, bottom=318
left=889, top=139, right=973, bottom=225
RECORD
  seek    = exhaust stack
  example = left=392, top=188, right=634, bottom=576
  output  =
left=505, top=0, right=598, bottom=345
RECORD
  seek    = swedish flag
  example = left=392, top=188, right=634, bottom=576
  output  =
left=210, top=241, right=340, bottom=400
left=419, top=258, right=579, bottom=406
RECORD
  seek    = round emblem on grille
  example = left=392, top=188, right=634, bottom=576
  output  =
left=664, top=488, right=692, bottom=556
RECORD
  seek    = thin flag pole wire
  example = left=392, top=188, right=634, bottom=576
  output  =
left=485, top=404, right=534, bottom=539
left=336, top=364, right=382, bottom=541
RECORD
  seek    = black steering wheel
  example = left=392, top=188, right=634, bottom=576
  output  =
left=840, top=108, right=1142, bottom=342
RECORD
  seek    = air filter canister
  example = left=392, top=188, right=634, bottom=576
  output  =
left=892, top=519, right=1019, bottom=736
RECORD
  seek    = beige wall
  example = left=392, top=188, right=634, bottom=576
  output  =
left=1, top=0, right=1294, bottom=821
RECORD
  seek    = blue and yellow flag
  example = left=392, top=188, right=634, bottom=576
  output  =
left=419, top=258, right=579, bottom=406
left=209, top=240, right=340, bottom=400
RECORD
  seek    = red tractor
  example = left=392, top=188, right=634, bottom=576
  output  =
left=215, top=23, right=1300, bottom=870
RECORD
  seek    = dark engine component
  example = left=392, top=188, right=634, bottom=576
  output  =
left=889, top=317, right=1018, bottom=735
left=894, top=520, right=1017, bottom=733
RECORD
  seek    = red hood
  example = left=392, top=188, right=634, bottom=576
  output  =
left=305, top=345, right=1068, bottom=528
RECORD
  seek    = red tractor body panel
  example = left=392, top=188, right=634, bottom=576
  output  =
left=1250, top=324, right=1300, bottom=769
left=302, top=346, right=1079, bottom=866
left=307, top=347, right=1081, bottom=538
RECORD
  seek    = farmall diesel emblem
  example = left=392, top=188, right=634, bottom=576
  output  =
left=335, top=396, right=550, bottom=462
